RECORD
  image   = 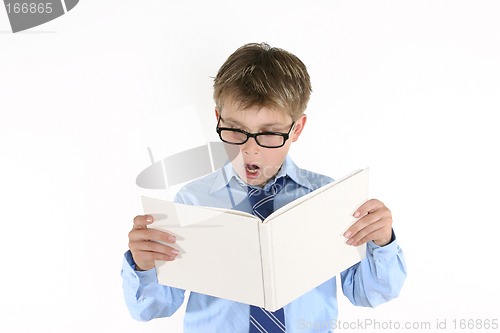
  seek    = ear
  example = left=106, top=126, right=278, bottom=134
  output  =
left=291, top=114, right=307, bottom=142
left=215, top=108, right=220, bottom=120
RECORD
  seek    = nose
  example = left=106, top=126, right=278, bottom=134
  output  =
left=242, top=136, right=260, bottom=154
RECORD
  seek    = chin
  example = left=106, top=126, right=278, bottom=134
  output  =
left=247, top=179, right=266, bottom=187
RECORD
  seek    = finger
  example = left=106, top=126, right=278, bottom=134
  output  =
left=346, top=218, right=386, bottom=246
left=353, top=199, right=384, bottom=218
left=129, top=228, right=177, bottom=244
left=132, top=215, right=154, bottom=229
left=131, top=248, right=178, bottom=263
left=129, top=240, right=179, bottom=257
left=353, top=224, right=393, bottom=246
left=129, top=240, right=180, bottom=264
left=344, top=207, right=386, bottom=238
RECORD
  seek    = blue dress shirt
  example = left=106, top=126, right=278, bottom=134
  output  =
left=121, top=156, right=407, bottom=333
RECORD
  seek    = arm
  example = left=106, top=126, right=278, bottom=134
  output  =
left=122, top=213, right=184, bottom=321
left=340, top=199, right=407, bottom=307
left=121, top=249, right=185, bottom=321
left=340, top=233, right=407, bottom=307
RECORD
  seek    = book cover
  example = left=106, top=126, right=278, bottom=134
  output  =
left=142, top=168, right=368, bottom=310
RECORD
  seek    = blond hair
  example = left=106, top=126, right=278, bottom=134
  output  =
left=213, top=43, right=312, bottom=120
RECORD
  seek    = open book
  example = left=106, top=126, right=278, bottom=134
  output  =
left=142, top=168, right=369, bottom=311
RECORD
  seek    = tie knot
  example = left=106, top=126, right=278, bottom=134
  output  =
left=247, top=177, right=286, bottom=220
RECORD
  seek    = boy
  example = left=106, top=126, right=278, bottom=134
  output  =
left=122, top=43, right=406, bottom=333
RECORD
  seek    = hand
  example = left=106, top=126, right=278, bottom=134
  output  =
left=128, top=215, right=179, bottom=271
left=343, top=199, right=393, bottom=247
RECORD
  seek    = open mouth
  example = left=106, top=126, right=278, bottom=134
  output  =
left=245, top=164, right=260, bottom=174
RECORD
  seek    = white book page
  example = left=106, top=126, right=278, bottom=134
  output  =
left=142, top=197, right=265, bottom=306
left=259, top=168, right=369, bottom=310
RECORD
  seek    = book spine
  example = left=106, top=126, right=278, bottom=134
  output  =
left=259, top=223, right=277, bottom=311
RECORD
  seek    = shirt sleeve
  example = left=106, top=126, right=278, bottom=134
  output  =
left=121, top=190, right=193, bottom=321
left=340, top=230, right=407, bottom=307
left=121, top=250, right=186, bottom=321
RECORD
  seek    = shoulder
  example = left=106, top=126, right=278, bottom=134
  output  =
left=284, top=157, right=334, bottom=191
left=305, top=168, right=334, bottom=185
left=297, top=167, right=334, bottom=191
left=173, top=171, right=219, bottom=204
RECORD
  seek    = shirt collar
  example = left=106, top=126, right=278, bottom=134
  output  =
left=209, top=161, right=244, bottom=194
left=209, top=155, right=314, bottom=194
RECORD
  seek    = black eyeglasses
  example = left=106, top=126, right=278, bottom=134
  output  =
left=216, top=117, right=295, bottom=148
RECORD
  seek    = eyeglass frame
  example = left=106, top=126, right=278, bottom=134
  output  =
left=216, top=116, right=296, bottom=148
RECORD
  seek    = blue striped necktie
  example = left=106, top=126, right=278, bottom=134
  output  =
left=247, top=176, right=286, bottom=333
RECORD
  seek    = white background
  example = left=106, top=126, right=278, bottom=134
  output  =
left=1, top=1, right=499, bottom=332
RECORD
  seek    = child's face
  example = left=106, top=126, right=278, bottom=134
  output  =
left=216, top=100, right=306, bottom=187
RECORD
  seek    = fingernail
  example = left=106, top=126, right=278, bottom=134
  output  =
left=344, top=231, right=352, bottom=238
left=168, top=235, right=176, bottom=243
left=346, top=238, right=353, bottom=245
left=171, top=249, right=179, bottom=255
left=353, top=211, right=360, bottom=218
left=145, top=216, right=153, bottom=223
